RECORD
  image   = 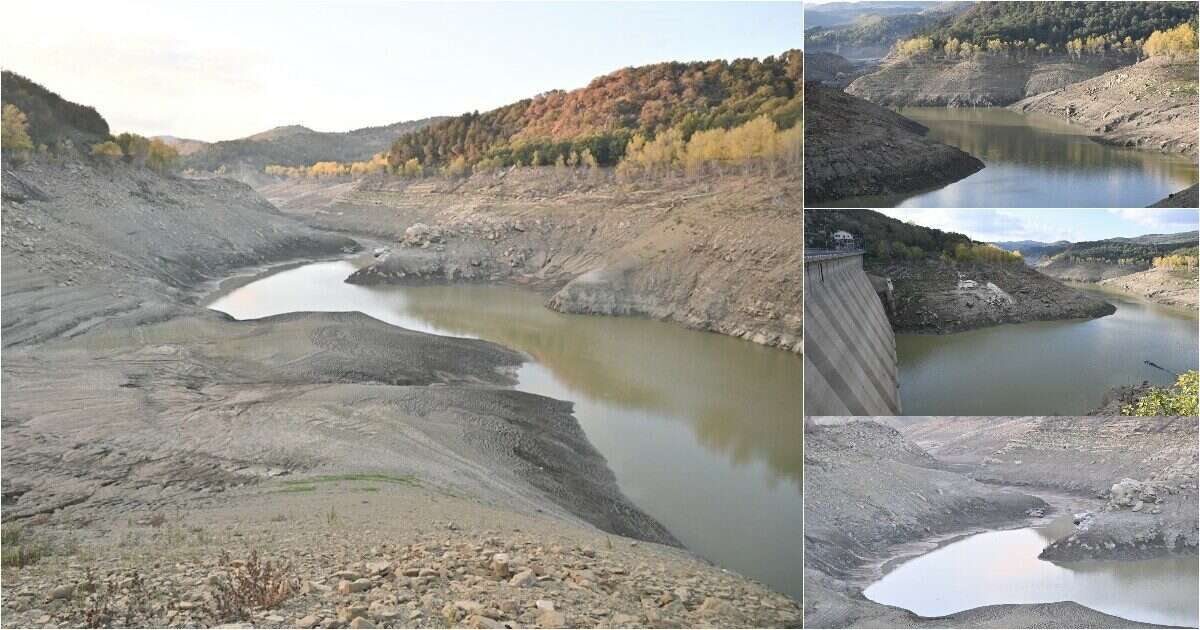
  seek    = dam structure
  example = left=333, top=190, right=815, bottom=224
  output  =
left=804, top=249, right=902, bottom=416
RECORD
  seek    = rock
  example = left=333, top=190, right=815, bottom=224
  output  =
left=509, top=569, right=535, bottom=588
left=1026, top=507, right=1045, bottom=518
left=334, top=570, right=362, bottom=581
left=264, top=614, right=285, bottom=623
left=535, top=599, right=556, bottom=611
left=490, top=553, right=511, bottom=577
left=350, top=618, right=376, bottom=629
left=365, top=560, right=391, bottom=576
left=46, top=585, right=74, bottom=601
left=612, top=612, right=638, bottom=626
left=537, top=610, right=566, bottom=627
left=338, top=605, right=368, bottom=623
left=697, top=596, right=737, bottom=618
left=338, top=578, right=372, bottom=594
left=442, top=602, right=460, bottom=623
left=295, top=614, right=321, bottom=628
left=455, top=600, right=483, bottom=612
left=466, top=615, right=506, bottom=629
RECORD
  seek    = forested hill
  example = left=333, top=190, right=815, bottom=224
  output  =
left=386, top=50, right=802, bottom=170
left=2, top=71, right=109, bottom=145
left=805, top=209, right=991, bottom=262
left=179, top=117, right=445, bottom=173
left=914, top=1, right=1197, bottom=48
left=1042, top=231, right=1199, bottom=265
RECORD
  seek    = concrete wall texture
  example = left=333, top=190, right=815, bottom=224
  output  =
left=804, top=252, right=902, bottom=416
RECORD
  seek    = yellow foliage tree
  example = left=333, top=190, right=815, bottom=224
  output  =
left=2, top=104, right=34, bottom=154
left=91, top=141, right=123, bottom=159
left=1144, top=23, right=1199, bottom=59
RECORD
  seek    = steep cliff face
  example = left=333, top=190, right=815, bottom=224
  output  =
left=1012, top=56, right=1200, bottom=158
left=803, top=84, right=984, bottom=204
left=846, top=52, right=1125, bottom=107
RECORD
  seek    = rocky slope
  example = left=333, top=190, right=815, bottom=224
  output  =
left=1, top=148, right=809, bottom=626
left=866, top=258, right=1116, bottom=333
left=804, top=84, right=984, bottom=204
left=1036, top=258, right=1147, bottom=283
left=261, top=168, right=804, bottom=353
left=802, top=419, right=1176, bottom=629
left=1097, top=267, right=1199, bottom=311
left=846, top=53, right=1124, bottom=107
left=1150, top=183, right=1199, bottom=207
left=891, top=415, right=1198, bottom=562
left=1011, top=56, right=1200, bottom=158
left=1, top=468, right=799, bottom=629
left=805, top=53, right=874, bottom=88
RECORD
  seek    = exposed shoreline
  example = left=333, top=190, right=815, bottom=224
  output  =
left=1, top=156, right=801, bottom=627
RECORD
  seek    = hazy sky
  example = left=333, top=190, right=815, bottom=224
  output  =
left=0, top=1, right=800, bottom=141
left=875, top=209, right=1200, bottom=243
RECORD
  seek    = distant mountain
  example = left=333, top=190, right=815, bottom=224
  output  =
left=153, top=135, right=209, bottom=156
left=804, top=1, right=947, bottom=30
left=179, top=118, right=445, bottom=173
left=1104, top=230, right=1199, bottom=246
left=991, top=239, right=1071, bottom=264
left=1038, top=231, right=1198, bottom=268
left=806, top=11, right=954, bottom=59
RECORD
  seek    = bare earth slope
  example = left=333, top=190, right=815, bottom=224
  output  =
left=1097, top=267, right=1199, bottom=311
left=802, top=420, right=1174, bottom=629
left=262, top=168, right=804, bottom=353
left=2, top=155, right=801, bottom=627
left=1011, top=56, right=1200, bottom=158
left=846, top=53, right=1124, bottom=107
left=804, top=84, right=984, bottom=204
left=867, top=258, right=1116, bottom=333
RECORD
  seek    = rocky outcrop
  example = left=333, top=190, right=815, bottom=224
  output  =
left=867, top=258, right=1116, bottom=333
left=1036, top=258, right=1145, bottom=283
left=1150, top=183, right=1199, bottom=208
left=1011, top=56, right=1200, bottom=158
left=805, top=52, right=872, bottom=88
left=1098, top=267, right=1200, bottom=311
left=803, top=84, right=984, bottom=204
left=846, top=52, right=1125, bottom=107
left=284, top=168, right=803, bottom=353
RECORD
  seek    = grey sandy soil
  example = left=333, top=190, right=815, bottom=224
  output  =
left=804, top=417, right=1196, bottom=629
left=1150, top=183, right=1199, bottom=208
left=865, top=258, right=1116, bottom=333
left=2, top=482, right=799, bottom=629
left=803, top=84, right=984, bottom=205
left=259, top=167, right=803, bottom=353
left=1011, top=56, right=1200, bottom=159
left=1096, top=268, right=1200, bottom=312
left=1, top=156, right=800, bottom=627
left=846, top=52, right=1124, bottom=108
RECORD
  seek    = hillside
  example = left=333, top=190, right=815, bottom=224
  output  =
left=1036, top=231, right=1199, bottom=281
left=991, top=239, right=1070, bottom=263
left=803, top=1, right=945, bottom=30
left=1, top=71, right=109, bottom=146
left=1011, top=56, right=1200, bottom=158
left=804, top=85, right=983, bottom=204
left=152, top=135, right=209, bottom=156
left=844, top=1, right=1198, bottom=107
left=919, top=1, right=1196, bottom=49
left=386, top=50, right=801, bottom=170
left=805, top=12, right=945, bottom=59
left=179, top=117, right=444, bottom=173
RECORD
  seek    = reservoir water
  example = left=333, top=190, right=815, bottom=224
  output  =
left=864, top=514, right=1200, bottom=627
left=896, top=286, right=1199, bottom=415
left=207, top=259, right=804, bottom=600
left=829, top=107, right=1199, bottom=208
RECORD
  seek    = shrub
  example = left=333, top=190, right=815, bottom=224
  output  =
left=208, top=550, right=299, bottom=622
left=1123, top=370, right=1199, bottom=416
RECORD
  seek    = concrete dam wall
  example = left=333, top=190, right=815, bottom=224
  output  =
left=804, top=252, right=902, bottom=415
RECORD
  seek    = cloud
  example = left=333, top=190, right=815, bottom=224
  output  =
left=1106, top=209, right=1199, bottom=233
left=875, top=209, right=1044, bottom=242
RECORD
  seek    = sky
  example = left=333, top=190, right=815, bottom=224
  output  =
left=0, top=1, right=800, bottom=142
left=875, top=209, right=1200, bottom=244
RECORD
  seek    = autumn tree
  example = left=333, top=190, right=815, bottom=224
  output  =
left=2, top=104, right=34, bottom=155
left=1144, top=23, right=1199, bottom=59
left=147, top=138, right=179, bottom=173
left=91, top=140, right=122, bottom=159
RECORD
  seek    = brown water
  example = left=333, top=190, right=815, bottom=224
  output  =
left=864, top=514, right=1199, bottom=627
left=896, top=286, right=1199, bottom=415
left=827, top=107, right=1199, bottom=208
left=207, top=259, right=804, bottom=600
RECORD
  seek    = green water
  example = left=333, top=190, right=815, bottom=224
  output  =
left=207, top=259, right=804, bottom=600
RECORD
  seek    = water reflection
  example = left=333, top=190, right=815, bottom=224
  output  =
left=864, top=515, right=1199, bottom=627
left=828, top=107, right=1198, bottom=208
left=206, top=260, right=804, bottom=599
left=896, top=287, right=1199, bottom=415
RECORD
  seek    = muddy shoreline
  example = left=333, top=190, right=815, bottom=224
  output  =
left=804, top=416, right=1197, bottom=628
left=2, top=156, right=803, bottom=626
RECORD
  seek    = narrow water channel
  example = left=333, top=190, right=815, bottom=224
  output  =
left=863, top=514, right=1200, bottom=627
left=896, top=286, right=1199, bottom=415
left=829, top=107, right=1199, bottom=208
left=206, top=259, right=804, bottom=600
